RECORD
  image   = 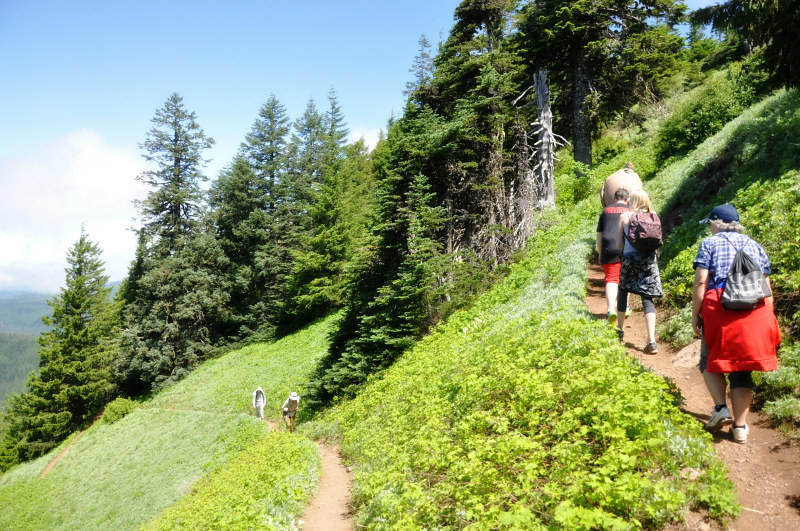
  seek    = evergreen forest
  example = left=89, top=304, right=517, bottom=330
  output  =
left=2, top=0, right=800, bottom=528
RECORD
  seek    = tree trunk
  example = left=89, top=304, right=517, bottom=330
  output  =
left=572, top=54, right=593, bottom=169
left=534, top=69, right=556, bottom=210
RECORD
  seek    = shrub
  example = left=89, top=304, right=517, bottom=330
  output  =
left=659, top=304, right=695, bottom=349
left=100, top=398, right=138, bottom=425
left=655, top=67, right=756, bottom=163
left=660, top=244, right=700, bottom=307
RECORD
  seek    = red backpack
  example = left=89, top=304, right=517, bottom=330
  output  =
left=626, top=211, right=663, bottom=252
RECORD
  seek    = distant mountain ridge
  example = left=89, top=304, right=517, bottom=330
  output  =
left=0, top=293, right=49, bottom=406
left=0, top=292, right=51, bottom=335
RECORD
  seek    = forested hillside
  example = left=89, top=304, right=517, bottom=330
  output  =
left=0, top=293, right=48, bottom=407
left=2, top=0, right=799, bottom=528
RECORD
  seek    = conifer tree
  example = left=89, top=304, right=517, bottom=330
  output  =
left=305, top=122, right=445, bottom=408
left=404, top=34, right=434, bottom=100
left=136, top=92, right=215, bottom=257
left=117, top=95, right=225, bottom=393
left=209, top=155, right=276, bottom=338
left=281, top=139, right=375, bottom=327
left=419, top=0, right=529, bottom=262
left=240, top=94, right=290, bottom=213
left=322, top=88, right=350, bottom=171
left=0, top=230, right=118, bottom=469
left=116, top=231, right=230, bottom=393
left=692, top=0, right=800, bottom=88
left=287, top=98, right=326, bottom=219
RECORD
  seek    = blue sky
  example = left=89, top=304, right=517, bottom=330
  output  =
left=0, top=0, right=716, bottom=293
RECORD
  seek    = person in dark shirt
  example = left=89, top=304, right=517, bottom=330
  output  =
left=596, top=188, right=630, bottom=327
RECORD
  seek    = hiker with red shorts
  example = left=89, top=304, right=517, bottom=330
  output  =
left=597, top=188, right=631, bottom=329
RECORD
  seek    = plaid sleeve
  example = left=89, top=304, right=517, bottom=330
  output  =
left=694, top=238, right=712, bottom=271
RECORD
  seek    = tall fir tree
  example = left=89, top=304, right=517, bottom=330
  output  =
left=404, top=34, right=434, bottom=100
left=0, top=230, right=118, bottom=469
left=281, top=139, right=376, bottom=328
left=692, top=0, right=800, bottom=88
left=136, top=92, right=215, bottom=257
left=240, top=93, right=290, bottom=213
left=305, top=120, right=446, bottom=408
left=418, top=0, right=530, bottom=262
left=116, top=230, right=231, bottom=393
left=117, top=94, right=226, bottom=393
left=322, top=88, right=350, bottom=171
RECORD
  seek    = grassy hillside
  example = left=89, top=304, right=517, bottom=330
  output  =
left=0, top=316, right=336, bottom=530
left=307, top=206, right=737, bottom=528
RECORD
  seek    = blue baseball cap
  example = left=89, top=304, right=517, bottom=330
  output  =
left=699, top=204, right=739, bottom=224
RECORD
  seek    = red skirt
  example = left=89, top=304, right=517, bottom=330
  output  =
left=702, top=288, right=780, bottom=373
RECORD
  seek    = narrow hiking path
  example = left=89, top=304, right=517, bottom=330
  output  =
left=300, top=443, right=353, bottom=530
left=586, top=263, right=800, bottom=530
left=38, top=425, right=91, bottom=479
left=263, top=418, right=353, bottom=529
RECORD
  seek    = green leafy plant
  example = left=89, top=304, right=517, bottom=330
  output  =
left=99, top=398, right=138, bottom=425
left=143, top=432, right=319, bottom=530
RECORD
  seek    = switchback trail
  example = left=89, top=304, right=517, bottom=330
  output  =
left=586, top=263, right=800, bottom=530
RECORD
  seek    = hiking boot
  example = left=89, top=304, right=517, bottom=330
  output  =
left=705, top=406, right=733, bottom=432
left=625, top=306, right=632, bottom=317
left=644, top=342, right=658, bottom=354
left=607, top=311, right=617, bottom=326
left=617, top=328, right=624, bottom=341
left=731, top=423, right=749, bottom=444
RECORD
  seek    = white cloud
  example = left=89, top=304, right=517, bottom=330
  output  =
left=0, top=131, right=147, bottom=293
left=348, top=127, right=383, bottom=151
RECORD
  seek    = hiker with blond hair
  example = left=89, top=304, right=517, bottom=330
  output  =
left=282, top=392, right=300, bottom=433
left=615, top=189, right=663, bottom=353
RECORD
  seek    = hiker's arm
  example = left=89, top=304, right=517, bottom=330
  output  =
left=615, top=212, right=629, bottom=250
left=692, top=268, right=709, bottom=336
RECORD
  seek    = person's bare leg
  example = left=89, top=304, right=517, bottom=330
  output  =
left=730, top=387, right=752, bottom=426
left=644, top=311, right=656, bottom=344
left=605, top=282, right=618, bottom=315
left=703, top=371, right=728, bottom=405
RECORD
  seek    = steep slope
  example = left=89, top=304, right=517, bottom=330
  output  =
left=302, top=87, right=800, bottom=528
left=309, top=208, right=739, bottom=528
left=0, top=316, right=336, bottom=530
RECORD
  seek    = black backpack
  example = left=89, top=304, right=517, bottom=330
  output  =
left=626, top=211, right=663, bottom=252
left=716, top=234, right=772, bottom=310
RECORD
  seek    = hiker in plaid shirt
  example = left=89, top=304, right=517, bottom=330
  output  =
left=692, top=204, right=780, bottom=444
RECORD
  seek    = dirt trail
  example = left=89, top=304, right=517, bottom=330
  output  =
left=300, top=443, right=353, bottom=530
left=38, top=425, right=90, bottom=478
left=586, top=263, right=800, bottom=530
left=263, top=418, right=353, bottom=529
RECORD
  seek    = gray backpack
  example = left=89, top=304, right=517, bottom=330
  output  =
left=717, top=234, right=771, bottom=310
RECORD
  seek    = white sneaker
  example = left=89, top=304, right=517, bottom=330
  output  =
left=732, top=423, right=749, bottom=444
left=705, top=406, right=733, bottom=431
